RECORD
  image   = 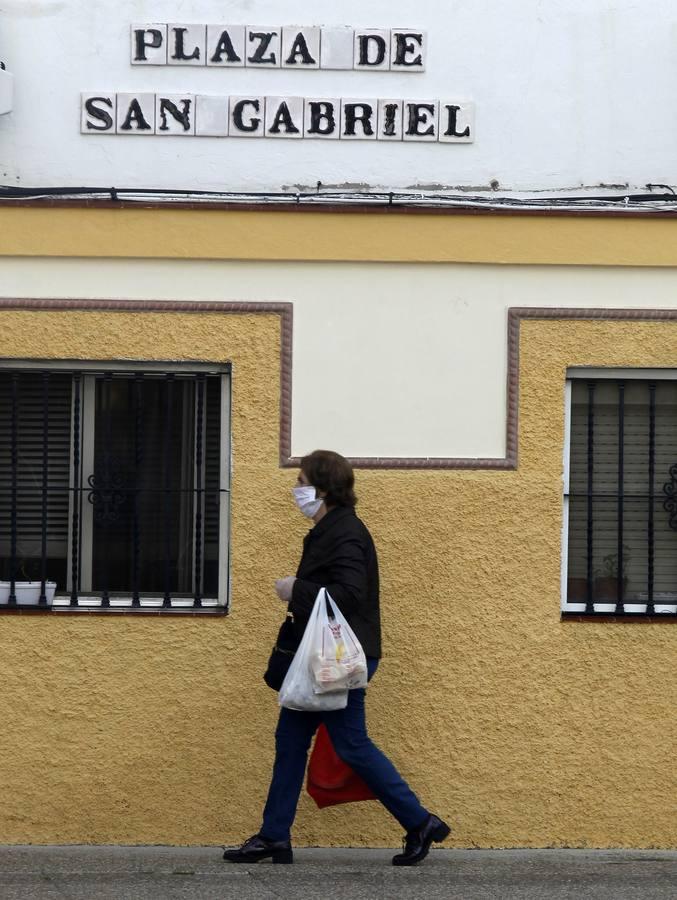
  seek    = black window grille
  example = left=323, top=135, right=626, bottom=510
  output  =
left=566, top=378, right=677, bottom=618
left=0, top=366, right=229, bottom=612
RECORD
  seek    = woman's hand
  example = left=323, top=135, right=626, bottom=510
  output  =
left=275, top=576, right=296, bottom=602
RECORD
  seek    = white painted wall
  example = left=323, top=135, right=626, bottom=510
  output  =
left=0, top=0, right=675, bottom=193
left=2, top=258, right=677, bottom=458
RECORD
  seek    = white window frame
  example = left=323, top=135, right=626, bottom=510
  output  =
left=562, top=367, right=677, bottom=616
left=0, top=359, right=232, bottom=611
left=561, top=378, right=575, bottom=611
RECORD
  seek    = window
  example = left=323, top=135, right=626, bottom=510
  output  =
left=0, top=363, right=230, bottom=611
left=563, top=373, right=677, bottom=617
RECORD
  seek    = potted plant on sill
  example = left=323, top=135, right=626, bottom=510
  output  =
left=0, top=559, right=56, bottom=606
left=593, top=548, right=629, bottom=612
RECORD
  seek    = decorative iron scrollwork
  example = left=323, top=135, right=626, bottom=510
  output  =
left=87, top=468, right=126, bottom=525
left=662, top=463, right=677, bottom=530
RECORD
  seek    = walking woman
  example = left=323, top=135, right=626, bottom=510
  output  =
left=223, top=450, right=450, bottom=866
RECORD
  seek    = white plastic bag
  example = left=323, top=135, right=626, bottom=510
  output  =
left=310, top=590, right=368, bottom=693
left=279, top=588, right=348, bottom=711
left=278, top=588, right=367, bottom=711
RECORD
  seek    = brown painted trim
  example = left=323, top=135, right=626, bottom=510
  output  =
left=503, top=306, right=677, bottom=472
left=285, top=455, right=515, bottom=470
left=3, top=198, right=677, bottom=218
left=0, top=605, right=228, bottom=617
left=0, top=297, right=294, bottom=466
left=3, top=300, right=677, bottom=471
left=510, top=306, right=677, bottom=322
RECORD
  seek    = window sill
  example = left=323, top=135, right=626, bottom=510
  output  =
left=561, top=611, right=677, bottom=622
left=52, top=595, right=222, bottom=609
left=0, top=601, right=227, bottom=616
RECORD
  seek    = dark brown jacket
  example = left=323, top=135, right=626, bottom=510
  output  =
left=288, top=506, right=382, bottom=658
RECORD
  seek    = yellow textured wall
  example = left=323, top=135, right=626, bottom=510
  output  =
left=0, top=309, right=675, bottom=849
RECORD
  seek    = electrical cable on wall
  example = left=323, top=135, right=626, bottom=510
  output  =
left=1, top=185, right=677, bottom=212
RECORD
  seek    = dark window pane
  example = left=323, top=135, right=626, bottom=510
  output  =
left=568, top=378, right=677, bottom=609
left=0, top=372, right=71, bottom=588
left=91, top=376, right=193, bottom=593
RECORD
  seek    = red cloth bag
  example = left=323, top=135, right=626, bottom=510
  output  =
left=306, top=724, right=376, bottom=808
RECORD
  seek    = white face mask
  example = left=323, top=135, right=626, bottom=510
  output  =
left=292, top=485, right=324, bottom=518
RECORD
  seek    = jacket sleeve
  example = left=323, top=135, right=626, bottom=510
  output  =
left=289, top=532, right=367, bottom=621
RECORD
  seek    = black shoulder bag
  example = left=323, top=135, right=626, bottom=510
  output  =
left=263, top=613, right=300, bottom=691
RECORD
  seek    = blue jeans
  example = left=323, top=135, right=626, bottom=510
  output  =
left=261, top=658, right=428, bottom=841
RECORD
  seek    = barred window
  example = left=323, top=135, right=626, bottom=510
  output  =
left=0, top=363, right=230, bottom=612
left=564, top=374, right=677, bottom=617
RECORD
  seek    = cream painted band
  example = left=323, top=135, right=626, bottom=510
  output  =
left=3, top=298, right=677, bottom=470
left=2, top=207, right=677, bottom=266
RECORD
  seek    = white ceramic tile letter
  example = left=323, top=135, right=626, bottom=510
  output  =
left=303, top=98, right=341, bottom=139
left=265, top=97, right=305, bottom=137
left=81, top=93, right=116, bottom=134
left=245, top=26, right=281, bottom=66
left=402, top=100, right=439, bottom=142
left=155, top=94, right=196, bottom=135
left=130, top=24, right=167, bottom=65
left=340, top=98, right=379, bottom=140
left=229, top=96, right=265, bottom=136
left=377, top=99, right=403, bottom=141
left=282, top=27, right=320, bottom=69
left=438, top=101, right=475, bottom=143
left=206, top=25, right=245, bottom=67
left=353, top=30, right=390, bottom=71
left=168, top=24, right=206, bottom=65
left=390, top=30, right=426, bottom=71
left=116, top=93, right=156, bottom=134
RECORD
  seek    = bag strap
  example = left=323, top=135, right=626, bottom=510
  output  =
left=323, top=588, right=342, bottom=621
left=315, top=586, right=339, bottom=620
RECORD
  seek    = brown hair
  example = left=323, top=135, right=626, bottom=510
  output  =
left=300, top=450, right=357, bottom=508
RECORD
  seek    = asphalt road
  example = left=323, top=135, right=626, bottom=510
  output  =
left=0, top=846, right=674, bottom=899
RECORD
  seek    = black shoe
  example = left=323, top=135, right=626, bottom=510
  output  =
left=392, top=814, right=451, bottom=866
left=222, top=833, right=293, bottom=864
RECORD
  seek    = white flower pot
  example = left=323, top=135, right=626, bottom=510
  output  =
left=0, top=581, right=56, bottom=605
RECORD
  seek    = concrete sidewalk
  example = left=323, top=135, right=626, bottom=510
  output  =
left=0, top=846, right=674, bottom=900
